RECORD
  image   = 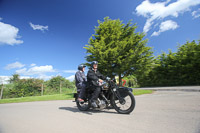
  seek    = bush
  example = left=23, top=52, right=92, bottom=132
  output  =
left=9, top=79, right=43, bottom=98
left=139, top=40, right=200, bottom=87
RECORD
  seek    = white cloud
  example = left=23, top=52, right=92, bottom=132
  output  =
left=0, top=76, right=31, bottom=84
left=66, top=75, right=75, bottom=81
left=5, top=62, right=25, bottom=70
left=151, top=20, right=179, bottom=36
left=30, top=63, right=36, bottom=67
left=16, top=65, right=55, bottom=75
left=0, top=22, right=23, bottom=45
left=20, top=76, right=32, bottom=80
left=29, top=65, right=55, bottom=74
left=136, top=0, right=200, bottom=33
left=192, top=8, right=200, bottom=18
left=64, top=70, right=77, bottom=73
left=37, top=74, right=53, bottom=80
left=4, top=62, right=76, bottom=82
left=29, top=22, right=48, bottom=32
left=0, top=17, right=2, bottom=21
left=0, top=76, right=11, bottom=84
left=16, top=68, right=27, bottom=74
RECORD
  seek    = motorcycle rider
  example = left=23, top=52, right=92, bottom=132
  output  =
left=75, top=64, right=87, bottom=102
left=87, top=61, right=106, bottom=108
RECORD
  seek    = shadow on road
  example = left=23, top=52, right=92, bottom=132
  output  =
left=59, top=106, right=118, bottom=115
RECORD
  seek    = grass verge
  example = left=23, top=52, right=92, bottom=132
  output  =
left=133, top=89, right=154, bottom=95
left=0, top=89, right=153, bottom=104
left=0, top=94, right=73, bottom=104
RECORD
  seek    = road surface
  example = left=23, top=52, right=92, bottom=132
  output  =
left=0, top=90, right=200, bottom=133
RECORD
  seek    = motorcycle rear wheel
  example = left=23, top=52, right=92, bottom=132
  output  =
left=76, top=99, right=91, bottom=111
left=111, top=90, right=135, bottom=114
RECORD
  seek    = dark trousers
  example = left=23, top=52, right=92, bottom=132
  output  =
left=78, top=83, right=86, bottom=99
left=91, top=86, right=101, bottom=102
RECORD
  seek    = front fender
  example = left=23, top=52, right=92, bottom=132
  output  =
left=118, top=87, right=133, bottom=92
left=116, top=87, right=133, bottom=98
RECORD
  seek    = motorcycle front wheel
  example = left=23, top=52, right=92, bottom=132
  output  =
left=111, top=90, right=135, bottom=114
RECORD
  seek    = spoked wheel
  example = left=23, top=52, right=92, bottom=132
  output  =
left=112, top=90, right=135, bottom=114
left=76, top=99, right=91, bottom=111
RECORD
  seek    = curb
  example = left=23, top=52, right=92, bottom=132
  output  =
left=134, top=86, right=200, bottom=92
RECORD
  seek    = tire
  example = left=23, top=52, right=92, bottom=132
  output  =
left=111, top=90, right=135, bottom=114
left=76, top=98, right=91, bottom=111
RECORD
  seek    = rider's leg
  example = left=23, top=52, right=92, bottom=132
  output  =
left=77, top=88, right=84, bottom=102
left=90, top=86, right=101, bottom=107
left=79, top=83, right=86, bottom=99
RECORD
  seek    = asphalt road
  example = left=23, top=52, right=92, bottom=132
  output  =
left=0, top=90, right=200, bottom=133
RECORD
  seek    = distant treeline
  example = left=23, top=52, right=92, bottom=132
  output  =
left=1, top=75, right=75, bottom=99
left=137, top=40, right=200, bottom=87
left=103, top=40, right=200, bottom=88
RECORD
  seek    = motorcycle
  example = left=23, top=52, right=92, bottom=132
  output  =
left=73, top=78, right=136, bottom=114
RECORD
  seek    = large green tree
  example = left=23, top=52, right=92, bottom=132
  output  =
left=84, top=17, right=153, bottom=85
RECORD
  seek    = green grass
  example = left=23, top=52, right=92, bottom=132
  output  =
left=0, top=89, right=153, bottom=104
left=133, top=89, right=154, bottom=95
left=0, top=93, right=74, bottom=104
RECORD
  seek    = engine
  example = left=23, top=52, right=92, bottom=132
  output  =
left=97, top=99, right=107, bottom=109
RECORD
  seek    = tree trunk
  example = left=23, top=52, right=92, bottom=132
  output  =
left=41, top=83, right=44, bottom=96
left=0, top=84, right=3, bottom=99
left=60, top=81, right=62, bottom=94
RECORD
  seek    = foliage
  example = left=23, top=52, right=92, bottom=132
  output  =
left=84, top=17, right=153, bottom=85
left=8, top=78, right=44, bottom=98
left=123, top=75, right=138, bottom=87
left=46, top=76, right=75, bottom=92
left=46, top=76, right=65, bottom=90
left=1, top=84, right=15, bottom=99
left=2, top=75, right=75, bottom=99
left=9, top=74, right=20, bottom=83
left=141, top=40, right=200, bottom=86
left=15, top=79, right=43, bottom=97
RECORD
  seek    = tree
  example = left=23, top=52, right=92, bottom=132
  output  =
left=176, top=40, right=200, bottom=85
left=9, top=78, right=44, bottom=97
left=84, top=17, right=153, bottom=85
left=46, top=76, right=74, bottom=90
left=47, top=76, right=66, bottom=90
left=142, top=40, right=200, bottom=86
left=9, top=74, right=20, bottom=83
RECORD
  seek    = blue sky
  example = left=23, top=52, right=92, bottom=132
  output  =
left=0, top=0, right=200, bottom=83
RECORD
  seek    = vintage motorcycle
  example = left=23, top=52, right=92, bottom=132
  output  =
left=74, top=78, right=135, bottom=114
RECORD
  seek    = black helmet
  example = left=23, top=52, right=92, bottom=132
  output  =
left=78, top=64, right=86, bottom=71
left=91, top=61, right=98, bottom=67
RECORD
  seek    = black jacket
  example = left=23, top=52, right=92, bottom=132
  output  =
left=87, top=68, right=106, bottom=86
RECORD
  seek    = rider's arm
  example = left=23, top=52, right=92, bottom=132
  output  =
left=97, top=71, right=106, bottom=80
